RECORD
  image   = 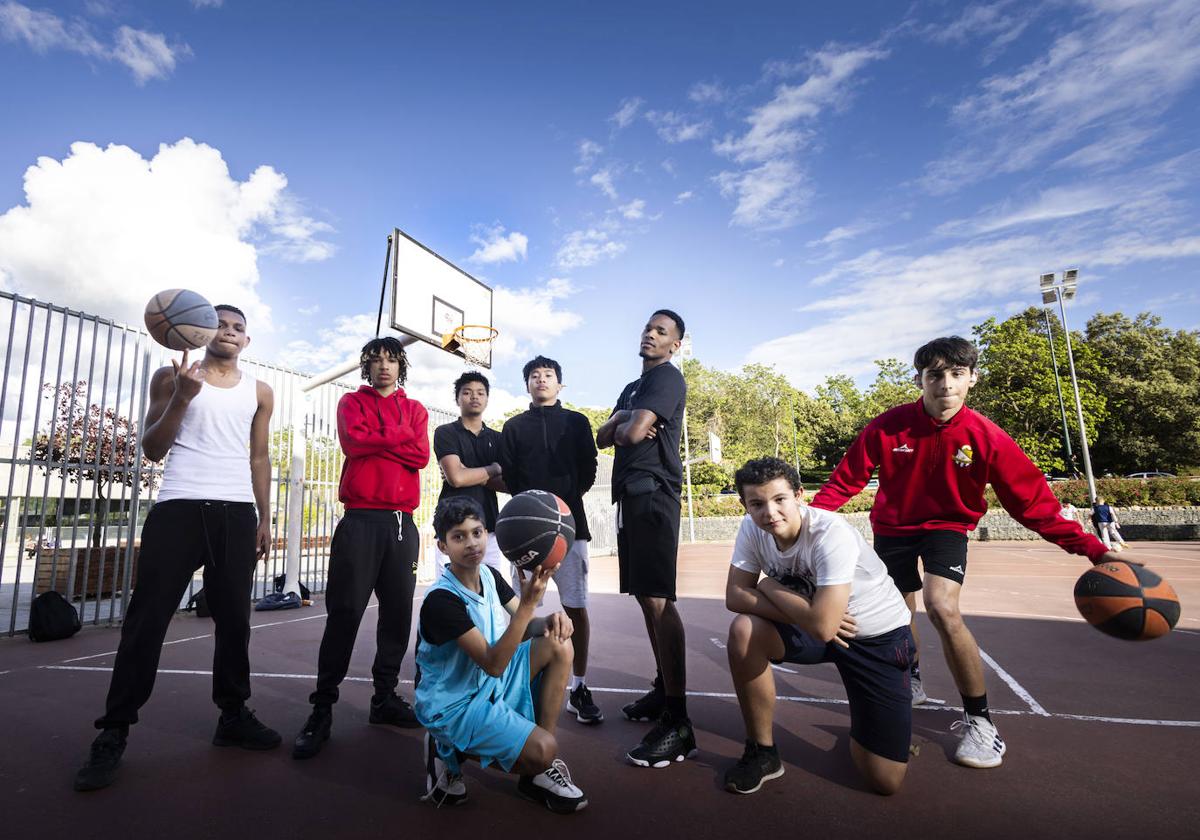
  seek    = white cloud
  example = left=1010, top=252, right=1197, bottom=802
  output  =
left=298, top=304, right=320, bottom=317
left=920, top=0, right=1200, bottom=193
left=191, top=0, right=224, bottom=7
left=806, top=219, right=881, bottom=247
left=468, top=222, right=528, bottom=264
left=609, top=97, right=643, bottom=129
left=555, top=228, right=626, bottom=269
left=714, top=159, right=810, bottom=230
left=619, top=198, right=646, bottom=220
left=0, top=139, right=336, bottom=333
left=688, top=80, right=727, bottom=103
left=589, top=168, right=618, bottom=200
left=574, top=138, right=603, bottom=174
left=926, top=1, right=1033, bottom=62
left=773, top=258, right=785, bottom=268
left=645, top=110, right=710, bottom=143
left=674, top=190, right=694, bottom=204
left=714, top=45, right=887, bottom=164
left=0, top=1, right=188, bottom=83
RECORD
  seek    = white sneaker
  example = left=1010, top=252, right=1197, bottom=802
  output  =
left=951, top=714, right=1006, bottom=768
left=911, top=677, right=929, bottom=706
left=518, top=758, right=588, bottom=814
left=421, top=731, right=467, bottom=806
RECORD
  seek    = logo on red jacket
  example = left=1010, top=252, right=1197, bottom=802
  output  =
left=892, top=443, right=913, bottom=453
left=953, top=445, right=974, bottom=467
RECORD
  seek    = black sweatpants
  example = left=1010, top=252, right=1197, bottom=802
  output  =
left=310, top=509, right=418, bottom=706
left=97, top=499, right=258, bottom=729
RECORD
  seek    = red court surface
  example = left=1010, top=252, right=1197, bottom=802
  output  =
left=1, top=540, right=1197, bottom=839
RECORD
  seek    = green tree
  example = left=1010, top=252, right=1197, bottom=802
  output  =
left=971, top=308, right=1107, bottom=474
left=1085, top=312, right=1200, bottom=474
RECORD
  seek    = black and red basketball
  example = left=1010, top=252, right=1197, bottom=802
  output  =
left=1074, top=561, right=1181, bottom=641
left=495, top=490, right=575, bottom=572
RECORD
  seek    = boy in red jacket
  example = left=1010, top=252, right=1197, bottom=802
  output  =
left=811, top=336, right=1124, bottom=770
left=293, top=337, right=430, bottom=759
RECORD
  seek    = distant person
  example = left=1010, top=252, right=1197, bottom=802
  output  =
left=1059, top=501, right=1079, bottom=521
left=596, top=309, right=692, bottom=768
left=292, top=337, right=429, bottom=760
left=1091, top=497, right=1128, bottom=552
left=432, top=371, right=506, bottom=579
left=724, top=458, right=913, bottom=795
left=415, top=497, right=586, bottom=813
left=811, top=336, right=1127, bottom=770
left=75, top=305, right=279, bottom=792
left=500, top=355, right=601, bottom=724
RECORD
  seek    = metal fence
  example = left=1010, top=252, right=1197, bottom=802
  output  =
left=0, top=290, right=622, bottom=637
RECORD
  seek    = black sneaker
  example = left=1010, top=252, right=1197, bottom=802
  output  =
left=517, top=759, right=588, bottom=814
left=292, top=705, right=332, bottom=760
left=369, top=692, right=421, bottom=728
left=567, top=684, right=605, bottom=725
left=621, top=677, right=664, bottom=722
left=723, top=741, right=784, bottom=794
left=74, top=728, right=127, bottom=791
left=213, top=707, right=282, bottom=750
left=626, top=714, right=697, bottom=768
left=420, top=731, right=468, bottom=807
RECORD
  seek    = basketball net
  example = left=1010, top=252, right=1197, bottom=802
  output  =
left=443, top=324, right=498, bottom=367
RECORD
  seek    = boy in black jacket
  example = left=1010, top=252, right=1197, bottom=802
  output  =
left=500, top=355, right=602, bottom=724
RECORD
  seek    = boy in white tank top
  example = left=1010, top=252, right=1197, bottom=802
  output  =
left=75, top=305, right=279, bottom=792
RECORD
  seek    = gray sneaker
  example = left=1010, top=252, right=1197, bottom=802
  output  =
left=951, top=714, right=1006, bottom=768
left=911, top=677, right=929, bottom=706
left=420, top=731, right=467, bottom=807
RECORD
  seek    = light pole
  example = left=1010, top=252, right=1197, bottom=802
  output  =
left=1039, top=270, right=1097, bottom=503
left=1041, top=308, right=1074, bottom=473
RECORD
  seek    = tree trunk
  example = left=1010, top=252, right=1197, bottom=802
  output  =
left=91, top=490, right=109, bottom=548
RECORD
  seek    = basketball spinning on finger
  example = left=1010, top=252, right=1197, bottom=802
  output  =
left=144, top=289, right=219, bottom=350
left=495, top=490, right=575, bottom=572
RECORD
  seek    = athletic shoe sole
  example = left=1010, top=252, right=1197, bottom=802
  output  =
left=517, top=784, right=588, bottom=814
left=291, top=731, right=329, bottom=760
left=725, top=765, right=785, bottom=795
left=626, top=747, right=698, bottom=768
left=566, top=702, right=605, bottom=725
left=953, top=750, right=1005, bottom=769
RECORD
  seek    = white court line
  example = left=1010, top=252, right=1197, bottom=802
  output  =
left=56, top=604, right=367, bottom=665
left=38, top=665, right=1200, bottom=728
left=979, top=647, right=1050, bottom=716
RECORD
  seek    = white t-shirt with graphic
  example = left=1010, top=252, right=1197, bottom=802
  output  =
left=730, top=506, right=911, bottom=639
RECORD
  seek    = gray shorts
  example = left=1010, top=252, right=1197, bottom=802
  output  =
left=512, top=539, right=589, bottom=609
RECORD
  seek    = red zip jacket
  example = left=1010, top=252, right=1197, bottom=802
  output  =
left=810, top=400, right=1108, bottom=563
left=337, top=385, right=430, bottom=512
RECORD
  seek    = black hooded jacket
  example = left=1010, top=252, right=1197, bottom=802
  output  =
left=499, top=401, right=598, bottom=540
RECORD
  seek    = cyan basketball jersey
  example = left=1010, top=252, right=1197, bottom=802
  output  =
left=414, top=567, right=512, bottom=729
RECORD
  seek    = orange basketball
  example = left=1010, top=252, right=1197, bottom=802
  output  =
left=1074, top=561, right=1181, bottom=641
left=495, top=490, right=575, bottom=572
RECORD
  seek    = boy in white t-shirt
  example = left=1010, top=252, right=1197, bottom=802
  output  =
left=724, top=457, right=914, bottom=796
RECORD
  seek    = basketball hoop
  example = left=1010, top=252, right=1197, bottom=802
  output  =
left=443, top=324, right=498, bottom=367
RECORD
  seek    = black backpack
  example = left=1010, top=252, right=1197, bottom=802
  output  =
left=273, top=574, right=311, bottom=600
left=186, top=588, right=211, bottom=618
left=28, top=591, right=82, bottom=642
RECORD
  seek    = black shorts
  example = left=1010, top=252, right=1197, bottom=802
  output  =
left=873, top=530, right=969, bottom=592
left=617, top=483, right=680, bottom=600
left=772, top=623, right=914, bottom=764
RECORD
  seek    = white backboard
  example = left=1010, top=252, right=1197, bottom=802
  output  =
left=390, top=228, right=494, bottom=368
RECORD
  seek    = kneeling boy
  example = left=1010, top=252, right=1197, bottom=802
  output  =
left=415, top=497, right=587, bottom=813
left=724, top=457, right=914, bottom=796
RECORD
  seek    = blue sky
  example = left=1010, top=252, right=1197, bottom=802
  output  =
left=2, top=0, right=1198, bottom=417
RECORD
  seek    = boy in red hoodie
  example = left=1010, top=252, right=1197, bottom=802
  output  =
left=811, top=336, right=1124, bottom=770
left=293, top=337, right=430, bottom=759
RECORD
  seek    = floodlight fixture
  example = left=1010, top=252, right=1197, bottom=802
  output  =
left=1039, top=272, right=1056, bottom=288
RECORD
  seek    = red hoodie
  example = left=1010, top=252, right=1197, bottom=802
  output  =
left=810, top=400, right=1108, bottom=563
left=337, top=385, right=430, bottom=512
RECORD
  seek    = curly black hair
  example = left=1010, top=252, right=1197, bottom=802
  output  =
left=453, top=370, right=490, bottom=400
left=359, top=337, right=409, bottom=385
left=734, top=456, right=802, bottom=498
left=433, top=496, right=486, bottom=541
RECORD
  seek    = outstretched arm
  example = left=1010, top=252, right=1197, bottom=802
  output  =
left=810, top=425, right=878, bottom=512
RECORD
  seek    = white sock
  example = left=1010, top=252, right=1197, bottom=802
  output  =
left=570, top=674, right=586, bottom=690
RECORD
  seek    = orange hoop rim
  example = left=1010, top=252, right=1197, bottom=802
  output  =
left=450, top=324, right=499, bottom=343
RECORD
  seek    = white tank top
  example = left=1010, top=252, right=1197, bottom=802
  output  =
left=157, top=372, right=258, bottom=504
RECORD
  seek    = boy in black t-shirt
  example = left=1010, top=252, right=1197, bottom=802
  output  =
left=596, top=309, right=691, bottom=768
left=432, top=371, right=507, bottom=578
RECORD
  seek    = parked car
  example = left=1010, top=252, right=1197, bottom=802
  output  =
left=1126, top=471, right=1175, bottom=480
left=864, top=478, right=880, bottom=491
